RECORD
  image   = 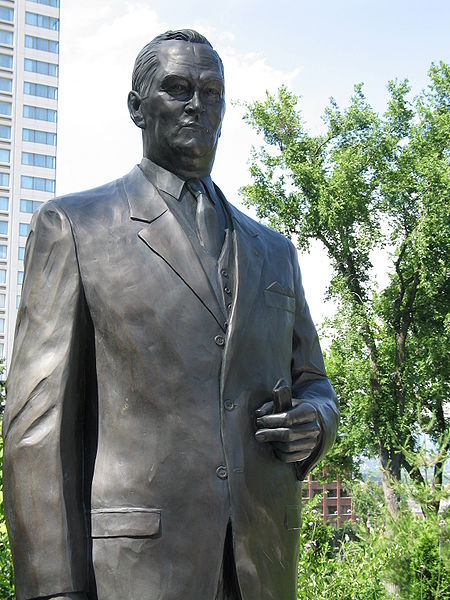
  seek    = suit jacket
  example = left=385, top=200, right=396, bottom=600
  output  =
left=3, top=166, right=339, bottom=600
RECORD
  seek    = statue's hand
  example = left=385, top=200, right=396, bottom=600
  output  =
left=255, top=399, right=322, bottom=463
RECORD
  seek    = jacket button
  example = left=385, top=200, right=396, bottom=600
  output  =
left=224, top=399, right=234, bottom=411
left=216, top=465, right=228, bottom=479
left=215, top=335, right=225, bottom=347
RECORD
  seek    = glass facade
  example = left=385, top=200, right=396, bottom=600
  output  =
left=29, top=0, right=60, bottom=6
left=23, top=105, right=57, bottom=122
left=24, top=58, right=58, bottom=77
left=0, top=31, right=13, bottom=45
left=22, top=152, right=56, bottom=169
left=0, top=149, right=10, bottom=163
left=21, top=176, right=56, bottom=193
left=19, top=223, right=30, bottom=237
left=0, top=125, right=11, bottom=139
left=20, top=199, right=43, bottom=213
left=25, top=35, right=59, bottom=54
left=0, top=8, right=14, bottom=22
left=24, top=81, right=58, bottom=99
left=22, top=128, right=57, bottom=145
left=0, top=77, right=12, bottom=92
left=0, top=54, right=13, bottom=69
left=0, top=100, right=12, bottom=115
left=25, top=12, right=59, bottom=31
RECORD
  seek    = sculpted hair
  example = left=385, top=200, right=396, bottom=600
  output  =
left=132, top=29, right=224, bottom=96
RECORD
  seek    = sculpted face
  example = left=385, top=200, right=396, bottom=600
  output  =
left=131, top=40, right=225, bottom=179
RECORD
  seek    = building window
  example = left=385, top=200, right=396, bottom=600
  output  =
left=0, top=173, right=9, bottom=187
left=0, top=77, right=12, bottom=92
left=0, top=54, right=12, bottom=69
left=23, top=105, right=57, bottom=123
left=19, top=223, right=29, bottom=237
left=0, top=149, right=10, bottom=163
left=29, top=0, right=60, bottom=6
left=21, top=176, right=55, bottom=193
left=20, top=199, right=43, bottom=213
left=25, top=35, right=59, bottom=54
left=24, top=58, right=58, bottom=77
left=25, top=12, right=59, bottom=31
left=0, top=343, right=3, bottom=356
left=22, top=152, right=55, bottom=169
left=0, top=197, right=8, bottom=211
left=0, top=293, right=4, bottom=308
left=0, top=8, right=14, bottom=23
left=0, top=244, right=6, bottom=259
left=0, top=221, right=7, bottom=235
left=17, top=271, right=23, bottom=285
left=0, top=318, right=4, bottom=333
left=18, top=246, right=25, bottom=261
left=0, top=31, right=13, bottom=46
left=24, top=82, right=58, bottom=100
left=0, top=125, right=11, bottom=139
left=22, top=128, right=57, bottom=145
left=0, top=101, right=11, bottom=116
left=0, top=269, right=5, bottom=283
left=16, top=294, right=20, bottom=308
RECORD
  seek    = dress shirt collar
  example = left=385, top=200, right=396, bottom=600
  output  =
left=138, top=157, right=216, bottom=204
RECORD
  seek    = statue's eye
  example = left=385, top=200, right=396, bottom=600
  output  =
left=166, top=81, right=190, bottom=98
left=205, top=87, right=221, bottom=99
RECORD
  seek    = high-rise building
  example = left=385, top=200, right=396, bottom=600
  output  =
left=0, top=0, right=59, bottom=368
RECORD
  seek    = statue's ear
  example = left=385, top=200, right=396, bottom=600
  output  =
left=128, top=91, right=145, bottom=129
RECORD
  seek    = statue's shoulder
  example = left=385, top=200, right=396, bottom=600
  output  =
left=37, top=168, right=145, bottom=230
left=50, top=174, right=127, bottom=218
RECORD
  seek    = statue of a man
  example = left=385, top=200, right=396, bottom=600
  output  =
left=3, top=29, right=339, bottom=600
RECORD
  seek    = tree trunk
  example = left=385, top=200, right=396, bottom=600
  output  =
left=379, top=443, right=401, bottom=518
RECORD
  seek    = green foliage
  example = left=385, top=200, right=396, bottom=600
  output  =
left=0, top=424, right=14, bottom=599
left=297, top=493, right=449, bottom=599
left=241, top=62, right=450, bottom=514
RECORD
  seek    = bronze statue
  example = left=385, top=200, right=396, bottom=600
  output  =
left=2, top=30, right=339, bottom=600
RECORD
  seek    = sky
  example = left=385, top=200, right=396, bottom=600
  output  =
left=55, top=0, right=449, bottom=325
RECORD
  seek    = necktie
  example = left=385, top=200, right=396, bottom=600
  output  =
left=186, top=179, right=222, bottom=258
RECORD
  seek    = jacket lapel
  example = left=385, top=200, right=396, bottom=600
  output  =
left=217, top=195, right=266, bottom=395
left=123, top=166, right=225, bottom=329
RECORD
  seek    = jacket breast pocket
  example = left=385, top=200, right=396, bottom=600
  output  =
left=264, top=282, right=295, bottom=314
left=91, top=508, right=161, bottom=539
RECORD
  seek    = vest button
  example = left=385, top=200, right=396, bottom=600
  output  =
left=224, top=399, right=234, bottom=411
left=215, top=335, right=225, bottom=347
left=224, top=286, right=231, bottom=295
left=221, top=269, right=229, bottom=278
left=216, top=465, right=228, bottom=480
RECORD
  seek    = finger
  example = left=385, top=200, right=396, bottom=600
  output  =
left=273, top=436, right=320, bottom=453
left=257, top=403, right=318, bottom=428
left=255, top=401, right=274, bottom=417
left=255, top=424, right=320, bottom=443
left=274, top=448, right=313, bottom=463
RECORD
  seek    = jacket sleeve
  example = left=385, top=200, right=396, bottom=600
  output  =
left=2, top=202, right=90, bottom=600
left=288, top=240, right=339, bottom=480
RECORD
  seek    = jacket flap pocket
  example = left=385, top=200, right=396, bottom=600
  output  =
left=264, top=287, right=295, bottom=313
left=91, top=508, right=161, bottom=538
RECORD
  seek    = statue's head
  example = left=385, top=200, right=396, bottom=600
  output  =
left=128, top=30, right=226, bottom=180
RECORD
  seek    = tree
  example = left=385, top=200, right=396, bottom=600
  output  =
left=240, top=62, right=450, bottom=517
